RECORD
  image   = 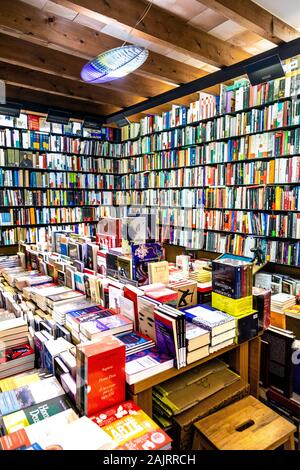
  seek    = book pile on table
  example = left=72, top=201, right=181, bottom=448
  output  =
left=183, top=304, right=236, bottom=354
left=0, top=316, right=34, bottom=379
left=270, top=293, right=296, bottom=329
left=116, top=331, right=155, bottom=356
left=189, top=269, right=212, bottom=284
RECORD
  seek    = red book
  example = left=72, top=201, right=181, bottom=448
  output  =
left=27, top=114, right=40, bottom=131
left=0, top=428, right=30, bottom=450
left=123, top=285, right=144, bottom=329
left=90, top=400, right=172, bottom=450
left=76, top=335, right=125, bottom=417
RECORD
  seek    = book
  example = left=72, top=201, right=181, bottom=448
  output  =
left=76, top=335, right=125, bottom=416
left=1, top=395, right=72, bottom=435
left=212, top=256, right=253, bottom=299
left=125, top=348, right=173, bottom=385
left=91, top=400, right=172, bottom=450
left=183, top=305, right=236, bottom=337
left=185, top=322, right=210, bottom=352
left=148, top=261, right=169, bottom=284
left=116, top=331, right=155, bottom=356
left=80, top=314, right=133, bottom=340
left=154, top=305, right=185, bottom=369
left=0, top=376, right=65, bottom=416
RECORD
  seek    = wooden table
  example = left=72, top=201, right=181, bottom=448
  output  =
left=129, top=335, right=261, bottom=418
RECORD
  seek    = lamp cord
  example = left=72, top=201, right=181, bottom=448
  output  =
left=122, top=0, right=154, bottom=47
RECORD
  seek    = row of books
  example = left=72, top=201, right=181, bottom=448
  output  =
left=204, top=232, right=300, bottom=266
left=0, top=224, right=96, bottom=245
left=120, top=100, right=300, bottom=155
left=157, top=208, right=300, bottom=239
left=0, top=149, right=117, bottom=173
left=119, top=129, right=300, bottom=173
left=118, top=167, right=204, bottom=189
left=205, top=186, right=300, bottom=212
left=0, top=189, right=114, bottom=208
left=0, top=169, right=117, bottom=189
left=121, top=61, right=300, bottom=141
left=115, top=185, right=300, bottom=212
left=117, top=156, right=300, bottom=189
left=115, top=188, right=205, bottom=208
left=0, top=113, right=118, bottom=142
left=0, top=129, right=121, bottom=156
left=0, top=207, right=102, bottom=226
left=219, top=59, right=300, bottom=113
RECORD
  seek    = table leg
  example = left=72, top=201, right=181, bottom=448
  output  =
left=131, top=388, right=153, bottom=417
left=249, top=336, right=261, bottom=398
left=283, top=434, right=295, bottom=450
left=238, top=341, right=249, bottom=383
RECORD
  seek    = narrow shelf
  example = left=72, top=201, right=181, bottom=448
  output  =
left=0, top=126, right=118, bottom=143
left=157, top=224, right=299, bottom=241
left=0, top=186, right=117, bottom=191
left=0, top=166, right=117, bottom=175
left=115, top=182, right=300, bottom=191
left=0, top=220, right=100, bottom=229
left=118, top=153, right=300, bottom=174
left=0, top=145, right=119, bottom=159
left=0, top=205, right=108, bottom=209
left=115, top=204, right=300, bottom=213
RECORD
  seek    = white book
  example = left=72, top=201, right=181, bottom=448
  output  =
left=40, top=416, right=113, bottom=450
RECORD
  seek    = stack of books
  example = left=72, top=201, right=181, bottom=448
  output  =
left=183, top=304, right=236, bottom=354
left=0, top=317, right=34, bottom=379
left=0, top=376, right=72, bottom=436
left=185, top=322, right=210, bottom=364
left=80, top=314, right=133, bottom=342
left=91, top=400, right=172, bottom=450
left=270, top=293, right=296, bottom=329
left=125, top=347, right=173, bottom=385
left=117, top=331, right=155, bottom=356
left=189, top=269, right=212, bottom=284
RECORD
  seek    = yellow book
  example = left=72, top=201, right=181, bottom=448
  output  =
left=0, top=373, right=40, bottom=392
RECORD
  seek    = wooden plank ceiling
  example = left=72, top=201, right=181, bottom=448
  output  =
left=0, top=0, right=298, bottom=122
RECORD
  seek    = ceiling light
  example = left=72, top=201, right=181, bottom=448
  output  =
left=81, top=45, right=149, bottom=83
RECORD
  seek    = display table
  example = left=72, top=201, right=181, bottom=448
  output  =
left=129, top=335, right=261, bottom=418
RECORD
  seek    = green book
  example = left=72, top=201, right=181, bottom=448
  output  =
left=2, top=395, right=72, bottom=435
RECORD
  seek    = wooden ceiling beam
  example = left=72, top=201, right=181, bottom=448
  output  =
left=0, top=0, right=213, bottom=89
left=0, top=33, right=170, bottom=99
left=5, top=84, right=118, bottom=116
left=0, top=61, right=147, bottom=109
left=52, top=0, right=250, bottom=66
left=198, top=0, right=299, bottom=45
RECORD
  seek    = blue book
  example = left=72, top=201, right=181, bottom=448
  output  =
left=183, top=305, right=235, bottom=336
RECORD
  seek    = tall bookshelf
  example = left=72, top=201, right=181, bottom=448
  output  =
left=116, top=56, right=300, bottom=268
left=0, top=110, right=120, bottom=247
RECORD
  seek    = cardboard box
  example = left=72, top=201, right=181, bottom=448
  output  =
left=212, top=292, right=253, bottom=316
left=154, top=362, right=239, bottom=416
left=172, top=379, right=250, bottom=450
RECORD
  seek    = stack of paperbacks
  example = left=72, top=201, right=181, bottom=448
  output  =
left=0, top=316, right=34, bottom=379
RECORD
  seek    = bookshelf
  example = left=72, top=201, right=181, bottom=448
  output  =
left=0, top=110, right=120, bottom=248
left=117, top=60, right=300, bottom=268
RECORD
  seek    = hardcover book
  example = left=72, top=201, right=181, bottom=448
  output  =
left=183, top=305, right=236, bottom=336
left=76, top=335, right=125, bottom=416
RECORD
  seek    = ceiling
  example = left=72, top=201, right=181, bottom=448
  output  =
left=0, top=0, right=299, bottom=122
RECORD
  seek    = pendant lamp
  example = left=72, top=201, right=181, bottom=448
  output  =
left=81, top=45, right=149, bottom=83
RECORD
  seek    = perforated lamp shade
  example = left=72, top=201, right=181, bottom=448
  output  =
left=81, top=45, right=149, bottom=83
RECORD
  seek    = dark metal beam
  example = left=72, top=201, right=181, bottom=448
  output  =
left=105, top=38, right=300, bottom=124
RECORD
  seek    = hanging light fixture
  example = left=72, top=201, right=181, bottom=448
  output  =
left=81, top=1, right=153, bottom=84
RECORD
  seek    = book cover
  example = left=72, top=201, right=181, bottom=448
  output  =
left=116, top=331, right=154, bottom=355
left=76, top=335, right=125, bottom=416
